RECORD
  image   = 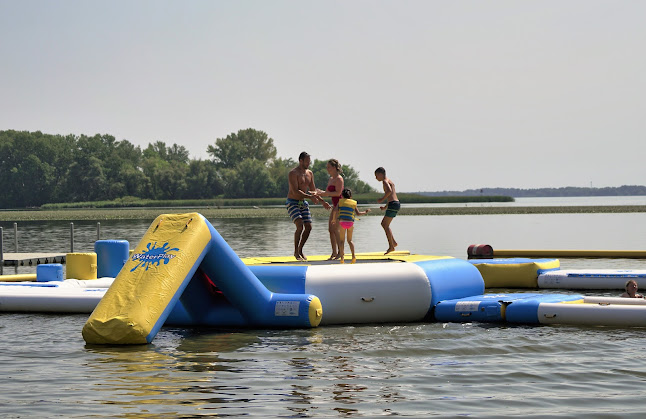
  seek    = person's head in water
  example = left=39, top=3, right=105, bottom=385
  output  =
left=626, top=279, right=639, bottom=294
left=342, top=188, right=352, bottom=199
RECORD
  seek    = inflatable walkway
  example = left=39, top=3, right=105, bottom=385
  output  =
left=435, top=293, right=646, bottom=327
left=538, top=269, right=646, bottom=289
left=82, top=213, right=484, bottom=345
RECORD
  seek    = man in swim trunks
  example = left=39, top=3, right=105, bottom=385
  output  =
left=287, top=152, right=330, bottom=261
left=375, top=166, right=400, bottom=254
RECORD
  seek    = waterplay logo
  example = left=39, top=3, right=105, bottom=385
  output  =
left=130, top=242, right=180, bottom=272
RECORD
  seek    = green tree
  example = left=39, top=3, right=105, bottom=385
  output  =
left=310, top=159, right=331, bottom=191
left=222, top=158, right=276, bottom=198
left=141, top=141, right=192, bottom=199
left=156, top=162, right=189, bottom=199
left=268, top=157, right=296, bottom=197
left=0, top=128, right=377, bottom=206
left=207, top=128, right=277, bottom=169
left=66, top=156, right=109, bottom=202
left=0, top=130, right=77, bottom=207
left=144, top=141, right=189, bottom=164
left=185, top=159, right=224, bottom=199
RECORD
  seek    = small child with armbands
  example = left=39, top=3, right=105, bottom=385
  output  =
left=337, top=188, right=370, bottom=264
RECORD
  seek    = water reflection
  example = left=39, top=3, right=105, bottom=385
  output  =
left=84, top=329, right=262, bottom=412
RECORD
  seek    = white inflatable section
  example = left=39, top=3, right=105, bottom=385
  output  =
left=538, top=302, right=646, bottom=327
left=584, top=296, right=646, bottom=305
left=0, top=278, right=113, bottom=312
left=0, top=287, right=106, bottom=312
left=538, top=270, right=646, bottom=290
left=0, top=278, right=115, bottom=288
left=304, top=263, right=431, bottom=325
left=63, top=278, right=115, bottom=288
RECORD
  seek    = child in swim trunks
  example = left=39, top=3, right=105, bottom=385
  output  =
left=337, top=188, right=370, bottom=264
left=375, top=167, right=400, bottom=255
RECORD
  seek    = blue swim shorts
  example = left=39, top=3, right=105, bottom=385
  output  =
left=286, top=199, right=312, bottom=223
left=385, top=200, right=401, bottom=218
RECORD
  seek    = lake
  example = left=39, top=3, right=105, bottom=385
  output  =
left=1, top=197, right=646, bottom=417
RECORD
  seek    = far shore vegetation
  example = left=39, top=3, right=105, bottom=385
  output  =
left=39, top=193, right=513, bottom=210
left=1, top=128, right=381, bottom=209
left=2, top=203, right=646, bottom=222
left=3, top=128, right=645, bottom=223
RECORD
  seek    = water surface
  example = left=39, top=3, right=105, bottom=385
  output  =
left=1, top=203, right=646, bottom=417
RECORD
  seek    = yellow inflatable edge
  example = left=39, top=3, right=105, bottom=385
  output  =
left=474, top=259, right=560, bottom=288
left=241, top=251, right=452, bottom=265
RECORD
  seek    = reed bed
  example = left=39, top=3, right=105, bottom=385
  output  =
left=1, top=205, right=645, bottom=222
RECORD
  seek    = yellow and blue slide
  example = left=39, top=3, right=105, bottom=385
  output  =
left=82, top=213, right=322, bottom=345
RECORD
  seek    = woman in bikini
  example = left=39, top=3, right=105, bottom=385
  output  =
left=314, top=159, right=344, bottom=259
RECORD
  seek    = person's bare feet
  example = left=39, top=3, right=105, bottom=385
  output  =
left=295, top=252, right=304, bottom=261
left=384, top=241, right=398, bottom=254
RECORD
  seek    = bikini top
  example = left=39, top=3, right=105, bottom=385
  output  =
left=327, top=184, right=340, bottom=206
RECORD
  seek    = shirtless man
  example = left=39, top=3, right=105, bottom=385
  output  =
left=375, top=166, right=400, bottom=254
left=287, top=152, right=330, bottom=261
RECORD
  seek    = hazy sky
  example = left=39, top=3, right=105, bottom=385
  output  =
left=1, top=1, right=644, bottom=192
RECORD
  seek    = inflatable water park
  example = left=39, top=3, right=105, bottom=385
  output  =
left=2, top=212, right=646, bottom=345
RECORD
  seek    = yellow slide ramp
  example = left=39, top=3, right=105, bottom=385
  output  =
left=82, top=213, right=211, bottom=344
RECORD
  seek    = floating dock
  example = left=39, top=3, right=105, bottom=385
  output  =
left=467, top=244, right=646, bottom=259
left=1, top=253, right=67, bottom=266
left=493, top=249, right=646, bottom=259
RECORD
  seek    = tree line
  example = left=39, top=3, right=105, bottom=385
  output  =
left=0, top=129, right=375, bottom=209
left=421, top=185, right=646, bottom=197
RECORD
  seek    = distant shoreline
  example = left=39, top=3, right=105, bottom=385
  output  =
left=1, top=205, right=645, bottom=222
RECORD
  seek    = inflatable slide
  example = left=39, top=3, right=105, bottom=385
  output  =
left=82, top=213, right=323, bottom=345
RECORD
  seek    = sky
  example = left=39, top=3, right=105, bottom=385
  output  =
left=1, top=1, right=645, bottom=192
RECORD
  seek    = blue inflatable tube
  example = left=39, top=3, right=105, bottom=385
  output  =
left=435, top=293, right=584, bottom=324
left=94, top=240, right=130, bottom=278
left=505, top=293, right=583, bottom=324
left=198, top=219, right=322, bottom=328
left=167, top=269, right=247, bottom=327
left=415, top=258, right=484, bottom=309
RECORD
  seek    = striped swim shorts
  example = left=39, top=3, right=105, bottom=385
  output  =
left=286, top=198, right=312, bottom=223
